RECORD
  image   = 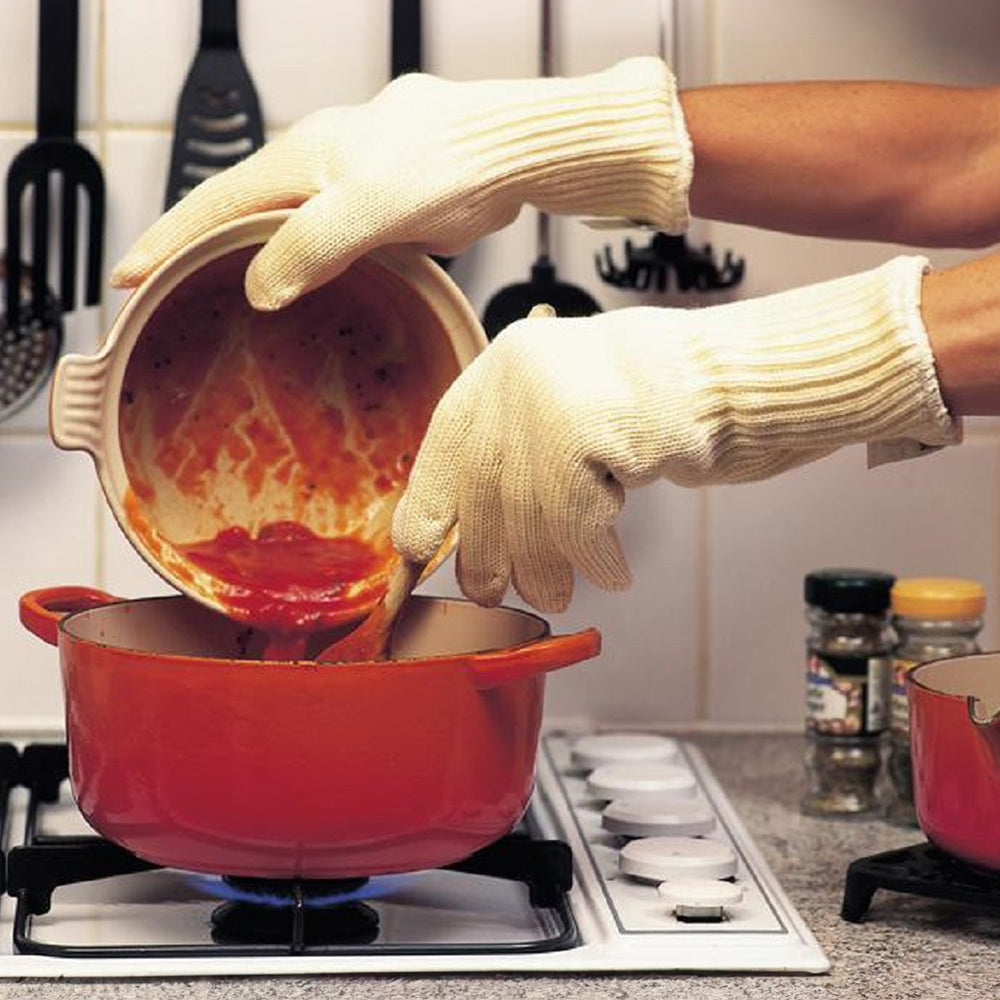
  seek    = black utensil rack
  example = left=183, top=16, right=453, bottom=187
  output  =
left=596, top=232, right=745, bottom=293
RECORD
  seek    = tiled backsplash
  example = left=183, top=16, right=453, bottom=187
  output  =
left=2, top=0, right=999, bottom=732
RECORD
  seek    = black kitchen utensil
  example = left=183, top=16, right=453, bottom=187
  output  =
left=164, top=0, right=265, bottom=210
left=391, top=0, right=453, bottom=272
left=392, top=0, right=422, bottom=77
left=594, top=0, right=744, bottom=295
left=482, top=212, right=600, bottom=339
left=596, top=232, right=745, bottom=292
left=481, top=0, right=600, bottom=339
left=0, top=257, right=62, bottom=422
left=4, top=0, right=104, bottom=329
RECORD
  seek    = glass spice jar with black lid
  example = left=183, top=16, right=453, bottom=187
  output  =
left=801, top=568, right=895, bottom=819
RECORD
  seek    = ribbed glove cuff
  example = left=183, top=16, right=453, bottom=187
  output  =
left=457, top=56, right=693, bottom=233
left=648, top=256, right=960, bottom=485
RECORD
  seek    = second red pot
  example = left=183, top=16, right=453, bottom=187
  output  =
left=20, top=587, right=600, bottom=880
left=909, top=652, right=1000, bottom=869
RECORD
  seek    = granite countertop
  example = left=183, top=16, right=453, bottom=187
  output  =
left=5, top=733, right=1000, bottom=999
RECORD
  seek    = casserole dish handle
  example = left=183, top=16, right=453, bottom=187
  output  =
left=20, top=586, right=122, bottom=646
left=469, top=627, right=601, bottom=690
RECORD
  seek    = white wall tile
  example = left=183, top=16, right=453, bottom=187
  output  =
left=105, top=0, right=389, bottom=128
left=0, top=439, right=99, bottom=730
left=240, top=0, right=388, bottom=118
left=706, top=440, right=1000, bottom=726
left=427, top=0, right=538, bottom=80
left=100, top=506, right=175, bottom=599
left=714, top=0, right=1000, bottom=85
left=420, top=479, right=703, bottom=727
left=100, top=130, right=173, bottom=316
left=540, top=479, right=702, bottom=726
left=0, top=0, right=99, bottom=126
left=104, top=0, right=199, bottom=125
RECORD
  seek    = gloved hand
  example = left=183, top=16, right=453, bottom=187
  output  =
left=111, top=57, right=691, bottom=310
left=392, top=257, right=960, bottom=613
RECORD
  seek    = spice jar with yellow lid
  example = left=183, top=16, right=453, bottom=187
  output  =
left=887, top=576, right=986, bottom=827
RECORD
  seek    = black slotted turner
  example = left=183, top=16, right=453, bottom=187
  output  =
left=5, top=0, right=104, bottom=329
left=164, top=0, right=265, bottom=209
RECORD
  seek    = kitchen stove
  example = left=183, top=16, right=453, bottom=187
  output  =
left=0, top=730, right=830, bottom=976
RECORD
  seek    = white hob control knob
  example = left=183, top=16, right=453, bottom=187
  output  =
left=586, top=763, right=697, bottom=802
left=619, top=836, right=738, bottom=882
left=658, top=878, right=744, bottom=920
left=570, top=732, right=680, bottom=771
left=602, top=795, right=716, bottom=838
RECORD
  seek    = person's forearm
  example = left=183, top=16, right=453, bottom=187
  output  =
left=681, top=81, right=1000, bottom=248
left=922, top=253, right=1000, bottom=414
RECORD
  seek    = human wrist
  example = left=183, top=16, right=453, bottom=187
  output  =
left=921, top=253, right=1000, bottom=415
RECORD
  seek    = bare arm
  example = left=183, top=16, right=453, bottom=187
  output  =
left=681, top=82, right=1000, bottom=248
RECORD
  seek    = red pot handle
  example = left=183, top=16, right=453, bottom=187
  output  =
left=469, top=627, right=601, bottom=690
left=19, top=586, right=122, bottom=646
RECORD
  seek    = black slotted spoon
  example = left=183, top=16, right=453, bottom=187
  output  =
left=164, top=0, right=265, bottom=209
left=2, top=0, right=96, bottom=421
left=5, top=0, right=104, bottom=328
left=481, top=0, right=600, bottom=339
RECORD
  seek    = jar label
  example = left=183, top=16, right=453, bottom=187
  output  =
left=890, top=656, right=918, bottom=737
left=805, top=651, right=889, bottom=735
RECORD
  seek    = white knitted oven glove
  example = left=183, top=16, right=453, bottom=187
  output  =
left=111, top=57, right=691, bottom=310
left=392, top=256, right=959, bottom=613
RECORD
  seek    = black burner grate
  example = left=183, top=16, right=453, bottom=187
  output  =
left=211, top=898, right=381, bottom=947
left=0, top=743, right=22, bottom=895
left=842, top=841, right=1000, bottom=922
left=3, top=742, right=580, bottom=958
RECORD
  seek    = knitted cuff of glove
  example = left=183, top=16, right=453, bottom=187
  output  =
left=459, top=57, right=693, bottom=234
left=669, top=255, right=961, bottom=484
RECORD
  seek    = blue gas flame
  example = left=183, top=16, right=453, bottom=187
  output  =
left=186, top=872, right=413, bottom=909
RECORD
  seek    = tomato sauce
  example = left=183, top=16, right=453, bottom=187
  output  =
left=116, top=246, right=453, bottom=654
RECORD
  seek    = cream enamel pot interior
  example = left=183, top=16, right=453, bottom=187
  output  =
left=908, top=652, right=1000, bottom=869
left=49, top=210, right=485, bottom=634
left=20, top=586, right=601, bottom=879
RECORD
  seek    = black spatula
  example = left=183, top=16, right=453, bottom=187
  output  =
left=164, top=0, right=265, bottom=210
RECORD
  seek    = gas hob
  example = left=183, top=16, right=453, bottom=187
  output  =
left=0, top=730, right=829, bottom=976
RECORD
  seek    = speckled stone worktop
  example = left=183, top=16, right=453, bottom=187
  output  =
left=4, top=733, right=999, bottom=999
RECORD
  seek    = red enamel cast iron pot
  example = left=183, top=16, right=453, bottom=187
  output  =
left=909, top=652, right=1000, bottom=869
left=20, top=586, right=600, bottom=879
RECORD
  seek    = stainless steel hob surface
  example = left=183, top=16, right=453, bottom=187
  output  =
left=2, top=732, right=1000, bottom=999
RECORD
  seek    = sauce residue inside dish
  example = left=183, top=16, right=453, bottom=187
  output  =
left=181, top=521, right=384, bottom=627
left=117, top=246, right=455, bottom=650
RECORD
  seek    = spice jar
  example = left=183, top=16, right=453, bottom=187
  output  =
left=886, top=577, right=986, bottom=827
left=801, top=568, right=895, bottom=819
